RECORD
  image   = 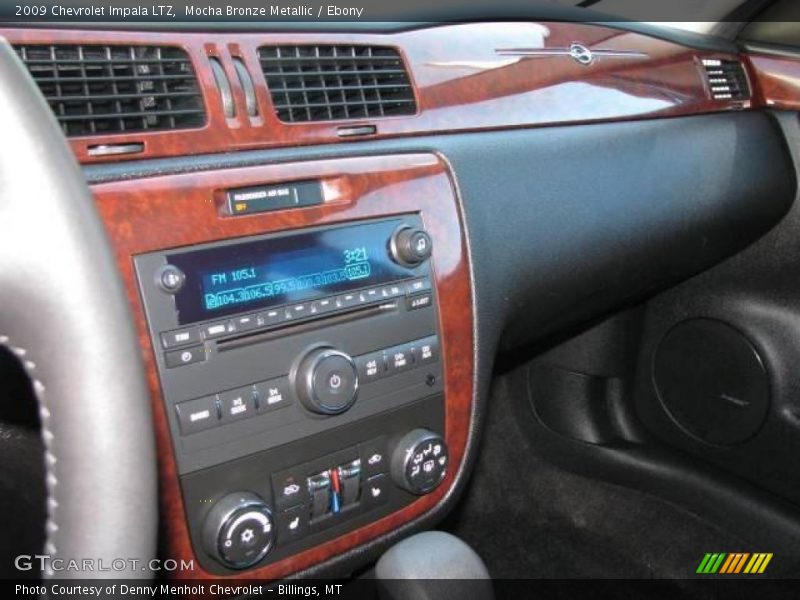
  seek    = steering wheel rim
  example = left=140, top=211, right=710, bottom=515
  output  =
left=0, top=39, right=157, bottom=578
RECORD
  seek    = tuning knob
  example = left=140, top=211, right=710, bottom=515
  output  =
left=203, top=492, right=274, bottom=569
left=390, top=429, right=448, bottom=495
left=294, top=347, right=359, bottom=415
left=389, top=226, right=433, bottom=267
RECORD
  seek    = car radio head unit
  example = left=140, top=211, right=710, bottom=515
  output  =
left=164, top=219, right=416, bottom=324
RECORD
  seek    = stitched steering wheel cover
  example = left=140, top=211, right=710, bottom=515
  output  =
left=0, top=40, right=157, bottom=578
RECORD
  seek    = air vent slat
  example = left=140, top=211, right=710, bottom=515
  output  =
left=258, top=44, right=416, bottom=123
left=701, top=59, right=750, bottom=101
left=57, top=109, right=204, bottom=121
left=262, top=69, right=409, bottom=78
left=15, top=44, right=205, bottom=137
left=46, top=91, right=199, bottom=102
left=272, top=100, right=416, bottom=110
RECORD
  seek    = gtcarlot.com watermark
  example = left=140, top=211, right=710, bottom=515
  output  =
left=14, top=555, right=195, bottom=573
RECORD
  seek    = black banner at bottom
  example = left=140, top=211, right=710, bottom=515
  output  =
left=5, top=579, right=800, bottom=600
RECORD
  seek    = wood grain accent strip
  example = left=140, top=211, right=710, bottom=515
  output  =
left=0, top=22, right=747, bottom=164
left=90, top=153, right=473, bottom=581
left=746, top=53, right=800, bottom=111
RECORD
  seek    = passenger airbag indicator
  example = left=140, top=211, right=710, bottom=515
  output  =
left=226, top=180, right=323, bottom=215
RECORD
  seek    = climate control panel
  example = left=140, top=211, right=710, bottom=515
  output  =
left=184, top=397, right=446, bottom=573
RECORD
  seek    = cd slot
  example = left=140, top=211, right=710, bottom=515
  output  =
left=217, top=301, right=398, bottom=352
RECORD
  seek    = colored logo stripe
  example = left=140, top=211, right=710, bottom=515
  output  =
left=719, top=553, right=749, bottom=573
left=697, top=553, right=726, bottom=574
left=744, top=553, right=773, bottom=574
left=697, top=552, right=772, bottom=574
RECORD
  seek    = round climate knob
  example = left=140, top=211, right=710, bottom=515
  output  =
left=295, top=348, right=359, bottom=415
left=202, top=492, right=274, bottom=570
left=390, top=226, right=433, bottom=267
left=391, top=429, right=448, bottom=495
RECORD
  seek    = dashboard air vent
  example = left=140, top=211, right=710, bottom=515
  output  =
left=701, top=59, right=750, bottom=101
left=14, top=44, right=205, bottom=137
left=258, top=45, right=416, bottom=123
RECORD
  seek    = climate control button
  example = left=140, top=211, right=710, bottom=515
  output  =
left=391, top=429, right=448, bottom=495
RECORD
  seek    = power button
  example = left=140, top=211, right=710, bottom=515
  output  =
left=312, top=353, right=358, bottom=412
left=295, top=348, right=359, bottom=415
left=156, top=264, right=185, bottom=294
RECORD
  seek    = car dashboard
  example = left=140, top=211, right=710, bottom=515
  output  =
left=2, top=19, right=799, bottom=583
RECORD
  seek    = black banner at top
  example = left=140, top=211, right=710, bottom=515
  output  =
left=0, top=0, right=784, bottom=24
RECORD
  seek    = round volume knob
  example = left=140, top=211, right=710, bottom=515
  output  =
left=391, top=429, right=448, bottom=495
left=155, top=264, right=185, bottom=294
left=203, top=492, right=274, bottom=570
left=390, top=226, right=433, bottom=267
left=295, top=348, right=359, bottom=415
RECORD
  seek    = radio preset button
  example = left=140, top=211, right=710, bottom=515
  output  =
left=260, top=308, right=282, bottom=327
left=380, top=284, right=404, bottom=299
left=165, top=345, right=205, bottom=368
left=336, top=293, right=360, bottom=309
left=233, top=314, right=259, bottom=331
left=361, top=287, right=382, bottom=303
left=286, top=303, right=308, bottom=320
left=254, top=377, right=292, bottom=413
left=161, top=327, right=200, bottom=349
left=219, top=387, right=255, bottom=422
left=202, top=321, right=231, bottom=339
left=311, top=297, right=336, bottom=315
left=175, top=396, right=218, bottom=435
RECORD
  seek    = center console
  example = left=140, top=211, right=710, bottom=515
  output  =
left=136, top=215, right=447, bottom=572
left=92, top=153, right=474, bottom=580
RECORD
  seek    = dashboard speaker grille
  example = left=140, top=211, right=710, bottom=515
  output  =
left=258, top=45, right=417, bottom=123
left=701, top=59, right=750, bottom=101
left=14, top=44, right=206, bottom=137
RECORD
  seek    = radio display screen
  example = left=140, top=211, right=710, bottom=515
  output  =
left=167, top=219, right=413, bottom=324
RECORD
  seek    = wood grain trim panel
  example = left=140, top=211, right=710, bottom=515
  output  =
left=1, top=22, right=747, bottom=164
left=746, top=53, right=800, bottom=111
left=90, top=153, right=473, bottom=581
